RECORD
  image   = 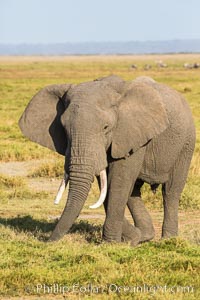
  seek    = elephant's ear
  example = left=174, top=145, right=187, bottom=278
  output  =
left=19, top=84, right=72, bottom=155
left=112, top=81, right=169, bottom=158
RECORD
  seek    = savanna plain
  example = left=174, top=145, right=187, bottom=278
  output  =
left=0, top=54, right=200, bottom=300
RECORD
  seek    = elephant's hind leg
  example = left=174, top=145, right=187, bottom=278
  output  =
left=162, top=143, right=195, bottom=238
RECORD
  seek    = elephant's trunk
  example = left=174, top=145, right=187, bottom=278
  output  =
left=49, top=131, right=108, bottom=241
left=49, top=161, right=94, bottom=241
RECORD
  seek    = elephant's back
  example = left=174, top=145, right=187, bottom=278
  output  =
left=147, top=82, right=195, bottom=144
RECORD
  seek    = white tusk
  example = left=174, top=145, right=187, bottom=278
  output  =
left=54, top=172, right=69, bottom=205
left=89, top=169, right=107, bottom=209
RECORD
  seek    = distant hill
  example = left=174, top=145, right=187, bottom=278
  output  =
left=1, top=40, right=200, bottom=55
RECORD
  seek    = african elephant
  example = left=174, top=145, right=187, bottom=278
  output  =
left=19, top=75, right=195, bottom=245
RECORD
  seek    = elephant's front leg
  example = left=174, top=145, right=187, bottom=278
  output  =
left=103, top=148, right=145, bottom=243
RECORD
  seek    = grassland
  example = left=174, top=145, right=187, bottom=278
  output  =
left=0, top=54, right=200, bottom=299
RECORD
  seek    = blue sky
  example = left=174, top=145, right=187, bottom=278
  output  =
left=0, top=0, right=200, bottom=44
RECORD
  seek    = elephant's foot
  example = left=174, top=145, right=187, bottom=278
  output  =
left=102, top=218, right=141, bottom=246
left=102, top=219, right=123, bottom=243
left=131, top=220, right=155, bottom=243
left=139, top=228, right=155, bottom=243
left=138, top=221, right=155, bottom=242
left=128, top=197, right=155, bottom=242
left=162, top=226, right=178, bottom=239
left=102, top=217, right=153, bottom=246
left=121, top=218, right=141, bottom=247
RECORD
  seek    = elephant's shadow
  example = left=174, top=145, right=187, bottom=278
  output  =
left=0, top=215, right=102, bottom=243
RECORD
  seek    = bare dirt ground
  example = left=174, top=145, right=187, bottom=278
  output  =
left=0, top=160, right=199, bottom=243
left=0, top=159, right=61, bottom=193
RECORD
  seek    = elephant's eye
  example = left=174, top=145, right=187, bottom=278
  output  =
left=104, top=124, right=109, bottom=131
left=103, top=124, right=111, bottom=135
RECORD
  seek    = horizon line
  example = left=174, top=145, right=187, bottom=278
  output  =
left=1, top=38, right=200, bottom=45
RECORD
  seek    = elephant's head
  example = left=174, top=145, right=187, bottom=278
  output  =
left=19, top=75, right=169, bottom=241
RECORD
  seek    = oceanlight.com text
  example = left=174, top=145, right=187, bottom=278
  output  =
left=30, top=283, right=194, bottom=295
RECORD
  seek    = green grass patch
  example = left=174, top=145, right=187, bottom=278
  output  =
left=0, top=228, right=199, bottom=298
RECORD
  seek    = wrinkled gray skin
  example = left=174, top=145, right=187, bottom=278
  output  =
left=19, top=75, right=196, bottom=245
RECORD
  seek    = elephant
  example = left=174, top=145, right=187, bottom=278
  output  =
left=18, top=75, right=196, bottom=245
